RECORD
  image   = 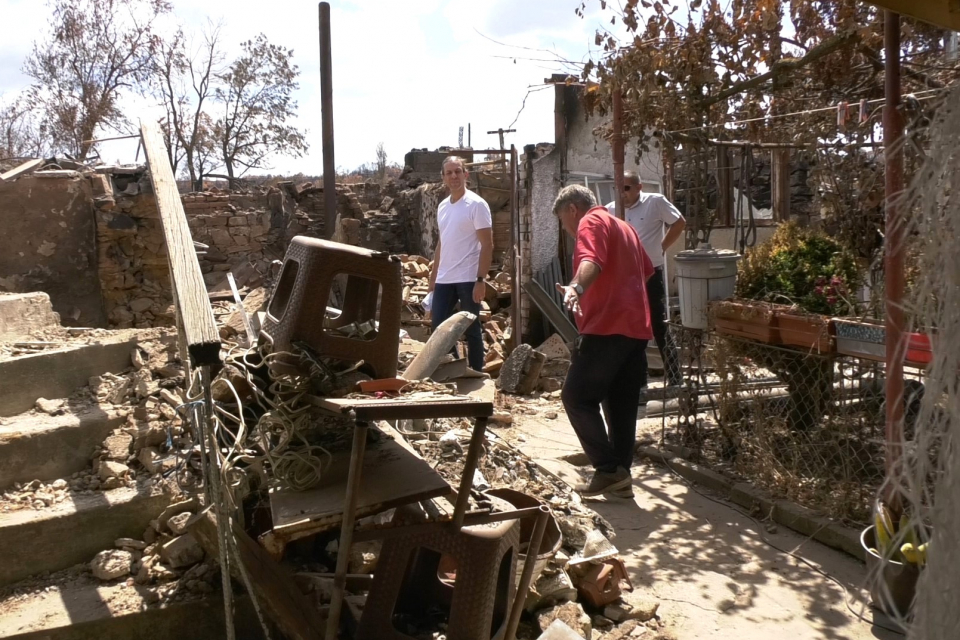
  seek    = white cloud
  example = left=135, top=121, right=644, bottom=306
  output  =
left=0, top=0, right=620, bottom=174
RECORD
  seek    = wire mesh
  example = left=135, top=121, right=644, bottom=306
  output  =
left=665, top=328, right=927, bottom=526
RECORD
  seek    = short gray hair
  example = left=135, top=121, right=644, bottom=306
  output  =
left=552, top=184, right=597, bottom=216
left=624, top=170, right=641, bottom=185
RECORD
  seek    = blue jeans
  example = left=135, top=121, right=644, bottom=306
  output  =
left=431, top=282, right=485, bottom=371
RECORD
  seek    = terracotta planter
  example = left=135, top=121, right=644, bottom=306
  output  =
left=709, top=300, right=784, bottom=344
left=778, top=312, right=835, bottom=354
left=862, top=525, right=920, bottom=620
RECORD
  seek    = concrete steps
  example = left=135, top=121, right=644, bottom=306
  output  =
left=0, top=404, right=125, bottom=489
left=0, top=581, right=262, bottom=640
left=0, top=336, right=139, bottom=418
left=0, top=486, right=172, bottom=587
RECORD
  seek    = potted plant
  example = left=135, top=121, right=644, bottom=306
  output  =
left=861, top=501, right=928, bottom=619
left=734, top=222, right=862, bottom=353
left=709, top=299, right=785, bottom=344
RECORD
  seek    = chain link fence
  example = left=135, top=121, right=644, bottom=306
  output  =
left=665, top=330, right=927, bottom=525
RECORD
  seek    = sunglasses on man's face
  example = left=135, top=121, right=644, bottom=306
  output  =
left=623, top=185, right=638, bottom=192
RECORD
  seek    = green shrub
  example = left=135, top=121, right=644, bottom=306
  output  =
left=736, top=221, right=863, bottom=316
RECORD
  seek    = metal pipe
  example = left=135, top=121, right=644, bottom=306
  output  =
left=505, top=506, right=550, bottom=640
left=612, top=85, right=625, bottom=220
left=452, top=417, right=488, bottom=528
left=325, top=420, right=369, bottom=640
left=883, top=11, right=905, bottom=514
left=510, top=146, right=522, bottom=347
left=319, top=2, right=337, bottom=239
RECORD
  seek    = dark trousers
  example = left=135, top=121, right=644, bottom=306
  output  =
left=430, top=282, right=485, bottom=371
left=562, top=334, right=648, bottom=473
left=647, top=267, right=682, bottom=384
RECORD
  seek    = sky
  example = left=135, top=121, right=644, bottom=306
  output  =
left=0, top=0, right=619, bottom=175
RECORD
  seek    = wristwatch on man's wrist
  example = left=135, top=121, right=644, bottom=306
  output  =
left=572, top=283, right=584, bottom=295
left=476, top=276, right=484, bottom=282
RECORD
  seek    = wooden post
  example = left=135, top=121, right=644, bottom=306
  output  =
left=612, top=86, right=625, bottom=220
left=716, top=146, right=734, bottom=227
left=140, top=121, right=221, bottom=367
left=188, top=508, right=327, bottom=640
left=771, top=149, right=792, bottom=222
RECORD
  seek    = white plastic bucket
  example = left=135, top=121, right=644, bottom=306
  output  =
left=673, top=243, right=741, bottom=330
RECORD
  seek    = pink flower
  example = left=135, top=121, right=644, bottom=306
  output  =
left=815, top=286, right=824, bottom=295
left=827, top=296, right=838, bottom=304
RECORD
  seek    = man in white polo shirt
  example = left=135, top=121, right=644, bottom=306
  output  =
left=427, top=155, right=493, bottom=371
left=606, top=171, right=685, bottom=386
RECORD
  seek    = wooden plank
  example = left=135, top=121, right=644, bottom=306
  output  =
left=771, top=148, right=791, bottom=222
left=187, top=508, right=327, bottom=640
left=309, top=395, right=493, bottom=421
left=140, top=121, right=221, bottom=366
left=717, top=146, right=734, bottom=227
left=268, top=425, right=451, bottom=536
left=0, top=158, right=44, bottom=182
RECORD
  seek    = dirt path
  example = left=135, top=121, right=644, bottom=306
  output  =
left=509, top=410, right=904, bottom=640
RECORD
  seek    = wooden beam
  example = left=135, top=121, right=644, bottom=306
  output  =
left=188, top=508, right=327, bottom=640
left=771, top=149, right=792, bottom=223
left=0, top=158, right=44, bottom=182
left=716, top=146, right=734, bottom=227
left=140, top=120, right=221, bottom=366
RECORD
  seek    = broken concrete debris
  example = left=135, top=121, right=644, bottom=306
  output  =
left=498, top=343, right=547, bottom=395
left=90, top=549, right=135, bottom=581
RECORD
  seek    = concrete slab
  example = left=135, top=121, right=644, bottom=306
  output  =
left=0, top=587, right=263, bottom=640
left=580, top=463, right=901, bottom=640
left=0, top=293, right=60, bottom=342
left=0, top=486, right=172, bottom=587
left=0, top=404, right=125, bottom=489
left=0, top=337, right=138, bottom=417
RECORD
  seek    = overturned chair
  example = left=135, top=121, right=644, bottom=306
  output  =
left=260, top=236, right=402, bottom=379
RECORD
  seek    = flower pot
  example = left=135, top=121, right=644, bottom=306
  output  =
left=861, top=525, right=920, bottom=620
left=906, top=332, right=932, bottom=367
left=834, top=318, right=885, bottom=361
left=709, top=300, right=783, bottom=344
left=778, top=312, right=835, bottom=353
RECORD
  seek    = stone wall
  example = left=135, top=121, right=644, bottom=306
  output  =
left=0, top=172, right=105, bottom=326
left=94, top=171, right=282, bottom=328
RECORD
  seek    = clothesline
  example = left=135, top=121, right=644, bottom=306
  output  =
left=658, top=88, right=945, bottom=135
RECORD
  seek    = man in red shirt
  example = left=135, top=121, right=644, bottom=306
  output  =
left=553, top=184, right=654, bottom=497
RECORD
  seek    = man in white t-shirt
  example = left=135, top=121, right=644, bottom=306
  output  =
left=427, top=155, right=493, bottom=371
left=606, top=171, right=685, bottom=386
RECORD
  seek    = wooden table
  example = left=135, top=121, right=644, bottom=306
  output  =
left=313, top=395, right=494, bottom=640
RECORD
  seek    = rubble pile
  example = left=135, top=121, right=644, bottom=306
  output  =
left=0, top=330, right=190, bottom=514
left=397, top=253, right=514, bottom=375
left=401, top=422, right=661, bottom=640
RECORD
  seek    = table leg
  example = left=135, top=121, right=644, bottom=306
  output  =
left=452, top=416, right=487, bottom=529
left=325, top=420, right=369, bottom=640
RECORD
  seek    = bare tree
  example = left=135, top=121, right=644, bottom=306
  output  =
left=375, top=142, right=387, bottom=184
left=0, top=97, right=44, bottom=159
left=213, top=33, right=307, bottom=181
left=24, top=0, right=171, bottom=160
left=154, top=22, right=224, bottom=190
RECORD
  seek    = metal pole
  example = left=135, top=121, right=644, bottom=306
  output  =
left=319, top=2, right=337, bottom=239
left=325, top=419, right=369, bottom=639
left=612, top=86, right=625, bottom=220
left=883, top=10, right=905, bottom=514
left=505, top=507, right=550, bottom=640
left=510, top=146, right=521, bottom=347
